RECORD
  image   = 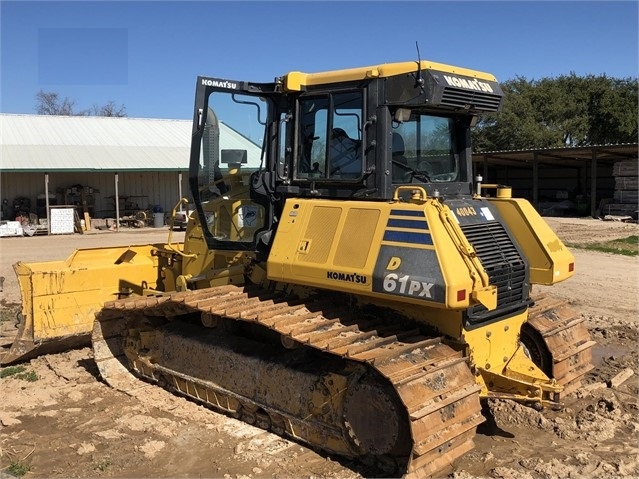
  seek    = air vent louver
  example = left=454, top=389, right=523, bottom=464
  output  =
left=441, top=87, right=502, bottom=111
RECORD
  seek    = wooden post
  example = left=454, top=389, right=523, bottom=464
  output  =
left=82, top=188, right=91, bottom=231
left=590, top=149, right=598, bottom=217
left=44, top=173, right=50, bottom=235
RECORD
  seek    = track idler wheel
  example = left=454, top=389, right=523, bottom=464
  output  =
left=520, top=322, right=553, bottom=377
left=343, top=376, right=411, bottom=460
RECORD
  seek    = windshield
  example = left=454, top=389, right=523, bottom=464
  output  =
left=391, top=113, right=459, bottom=184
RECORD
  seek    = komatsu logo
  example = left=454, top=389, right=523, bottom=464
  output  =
left=443, top=75, right=493, bottom=93
left=201, top=78, right=238, bottom=89
left=327, top=271, right=368, bottom=284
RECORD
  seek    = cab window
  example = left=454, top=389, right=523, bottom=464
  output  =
left=297, top=91, right=363, bottom=181
left=391, top=113, right=459, bottom=184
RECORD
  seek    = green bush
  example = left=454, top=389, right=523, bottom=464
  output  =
left=0, top=365, right=38, bottom=381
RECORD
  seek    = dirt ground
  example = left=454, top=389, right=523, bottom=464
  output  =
left=0, top=218, right=637, bottom=479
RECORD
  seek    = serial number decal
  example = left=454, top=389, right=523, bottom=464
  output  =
left=455, top=206, right=477, bottom=217
left=326, top=271, right=368, bottom=284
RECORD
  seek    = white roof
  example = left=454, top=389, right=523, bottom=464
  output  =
left=0, top=113, right=261, bottom=172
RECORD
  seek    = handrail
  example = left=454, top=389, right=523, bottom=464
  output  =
left=392, top=185, right=428, bottom=202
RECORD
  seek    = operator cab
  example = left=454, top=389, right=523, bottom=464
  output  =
left=188, top=61, right=503, bottom=252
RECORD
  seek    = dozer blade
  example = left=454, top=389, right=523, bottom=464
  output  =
left=93, top=285, right=485, bottom=478
left=524, top=294, right=597, bottom=396
left=1, top=244, right=167, bottom=365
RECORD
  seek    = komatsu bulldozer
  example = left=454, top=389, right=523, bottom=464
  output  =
left=3, top=59, right=595, bottom=477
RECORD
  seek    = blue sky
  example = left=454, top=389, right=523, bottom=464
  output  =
left=1, top=1, right=637, bottom=120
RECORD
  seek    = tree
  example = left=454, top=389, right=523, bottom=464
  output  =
left=586, top=77, right=638, bottom=144
left=472, top=74, right=638, bottom=151
left=35, top=91, right=77, bottom=115
left=89, top=100, right=127, bottom=117
left=35, top=90, right=126, bottom=117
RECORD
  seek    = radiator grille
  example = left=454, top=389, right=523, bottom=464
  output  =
left=460, top=221, right=527, bottom=321
left=441, top=87, right=502, bottom=111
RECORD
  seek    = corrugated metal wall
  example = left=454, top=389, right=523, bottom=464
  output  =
left=1, top=171, right=187, bottom=221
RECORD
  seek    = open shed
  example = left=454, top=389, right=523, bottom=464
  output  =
left=472, top=143, right=638, bottom=217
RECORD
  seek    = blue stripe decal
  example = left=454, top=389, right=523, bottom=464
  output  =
left=383, top=230, right=433, bottom=245
left=387, top=218, right=428, bottom=229
left=390, top=209, right=425, bottom=217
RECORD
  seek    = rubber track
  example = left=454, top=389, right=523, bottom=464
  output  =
left=528, top=294, right=596, bottom=395
left=93, top=284, right=484, bottom=478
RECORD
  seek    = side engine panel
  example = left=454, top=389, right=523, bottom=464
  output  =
left=266, top=198, right=478, bottom=310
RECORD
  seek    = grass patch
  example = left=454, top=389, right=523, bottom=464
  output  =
left=566, top=235, right=638, bottom=256
left=6, top=460, right=31, bottom=477
left=95, top=459, right=112, bottom=472
left=0, top=303, right=20, bottom=323
left=0, top=365, right=38, bottom=382
left=0, top=365, right=26, bottom=378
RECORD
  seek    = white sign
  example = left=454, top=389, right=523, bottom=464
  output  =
left=50, top=207, right=75, bottom=235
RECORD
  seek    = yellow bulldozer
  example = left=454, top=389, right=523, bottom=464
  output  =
left=2, top=59, right=595, bottom=477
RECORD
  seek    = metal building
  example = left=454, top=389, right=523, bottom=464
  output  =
left=0, top=114, right=261, bottom=226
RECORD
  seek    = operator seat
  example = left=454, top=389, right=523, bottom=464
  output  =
left=392, top=132, right=408, bottom=182
left=392, top=132, right=407, bottom=164
left=330, top=128, right=361, bottom=177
